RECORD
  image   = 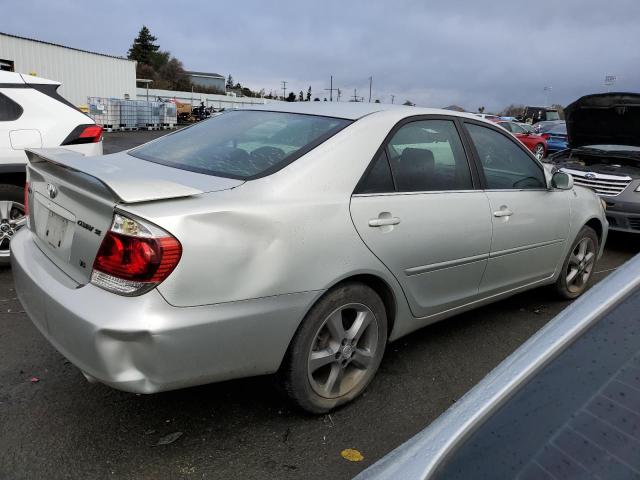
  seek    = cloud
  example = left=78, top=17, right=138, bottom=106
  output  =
left=2, top=0, right=638, bottom=112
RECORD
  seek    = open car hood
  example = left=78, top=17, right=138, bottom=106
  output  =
left=565, top=93, right=640, bottom=148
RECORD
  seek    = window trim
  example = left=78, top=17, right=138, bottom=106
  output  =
left=460, top=119, right=549, bottom=191
left=353, top=114, right=482, bottom=196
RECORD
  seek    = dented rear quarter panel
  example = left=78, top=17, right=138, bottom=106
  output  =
left=121, top=111, right=411, bottom=311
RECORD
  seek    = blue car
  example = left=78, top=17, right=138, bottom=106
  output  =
left=538, top=121, right=568, bottom=153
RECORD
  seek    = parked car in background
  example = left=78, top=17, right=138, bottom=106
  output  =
left=356, top=252, right=640, bottom=480
left=533, top=119, right=564, bottom=134
left=12, top=103, right=607, bottom=413
left=496, top=120, right=547, bottom=159
left=473, top=113, right=501, bottom=121
left=0, top=71, right=103, bottom=263
left=517, top=105, right=561, bottom=124
left=549, top=93, right=640, bottom=234
left=539, top=122, right=569, bottom=154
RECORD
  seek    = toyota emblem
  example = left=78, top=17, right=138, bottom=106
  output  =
left=47, top=183, right=58, bottom=199
left=584, top=172, right=597, bottom=180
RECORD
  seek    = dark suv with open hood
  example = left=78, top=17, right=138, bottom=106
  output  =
left=549, top=93, right=640, bottom=233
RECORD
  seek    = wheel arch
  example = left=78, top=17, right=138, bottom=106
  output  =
left=584, top=217, right=604, bottom=245
left=327, top=273, right=398, bottom=341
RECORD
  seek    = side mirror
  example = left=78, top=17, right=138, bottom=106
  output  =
left=551, top=171, right=573, bottom=190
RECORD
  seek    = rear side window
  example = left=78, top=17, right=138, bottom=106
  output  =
left=130, top=110, right=351, bottom=179
left=356, top=150, right=395, bottom=194
left=0, top=92, right=23, bottom=121
left=386, top=119, right=473, bottom=192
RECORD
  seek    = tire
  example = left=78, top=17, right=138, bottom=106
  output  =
left=279, top=282, right=387, bottom=413
left=0, top=184, right=27, bottom=266
left=533, top=143, right=545, bottom=160
left=554, top=226, right=599, bottom=299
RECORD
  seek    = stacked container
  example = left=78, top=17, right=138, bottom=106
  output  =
left=87, top=97, right=120, bottom=130
left=136, top=100, right=161, bottom=129
left=160, top=102, right=177, bottom=129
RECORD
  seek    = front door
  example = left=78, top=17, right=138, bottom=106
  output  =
left=463, top=121, right=570, bottom=295
left=350, top=118, right=492, bottom=318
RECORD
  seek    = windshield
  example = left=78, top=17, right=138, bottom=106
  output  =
left=130, top=110, right=352, bottom=179
left=432, top=286, right=640, bottom=480
left=546, top=110, right=560, bottom=121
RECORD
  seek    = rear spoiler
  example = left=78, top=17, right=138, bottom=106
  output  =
left=26, top=148, right=209, bottom=204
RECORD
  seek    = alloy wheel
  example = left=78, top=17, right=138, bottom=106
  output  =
left=0, top=201, right=26, bottom=260
left=566, top=237, right=596, bottom=293
left=307, top=303, right=379, bottom=399
left=534, top=144, right=545, bottom=160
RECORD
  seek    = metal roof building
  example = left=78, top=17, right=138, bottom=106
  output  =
left=0, top=32, right=137, bottom=106
left=185, top=70, right=226, bottom=92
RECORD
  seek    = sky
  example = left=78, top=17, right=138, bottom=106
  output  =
left=1, top=0, right=638, bottom=112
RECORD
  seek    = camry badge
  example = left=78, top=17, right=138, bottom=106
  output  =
left=584, top=172, right=597, bottom=180
left=46, top=183, right=58, bottom=199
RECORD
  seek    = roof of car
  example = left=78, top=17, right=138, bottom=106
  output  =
left=0, top=70, right=60, bottom=85
left=242, top=101, right=480, bottom=121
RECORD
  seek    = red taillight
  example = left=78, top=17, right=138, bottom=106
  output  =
left=541, top=133, right=550, bottom=140
left=78, top=125, right=103, bottom=142
left=91, top=214, right=181, bottom=296
left=61, top=124, right=103, bottom=145
left=24, top=181, right=29, bottom=216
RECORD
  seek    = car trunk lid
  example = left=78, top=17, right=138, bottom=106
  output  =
left=25, top=148, right=243, bottom=284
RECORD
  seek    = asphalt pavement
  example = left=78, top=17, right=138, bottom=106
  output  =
left=0, top=129, right=637, bottom=479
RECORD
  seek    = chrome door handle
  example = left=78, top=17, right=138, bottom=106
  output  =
left=493, top=207, right=513, bottom=218
left=369, top=217, right=401, bottom=227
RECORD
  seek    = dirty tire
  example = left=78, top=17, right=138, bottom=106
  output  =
left=279, top=282, right=387, bottom=414
left=554, top=226, right=599, bottom=299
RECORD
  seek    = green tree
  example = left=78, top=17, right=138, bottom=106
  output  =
left=287, top=92, right=297, bottom=102
left=226, top=75, right=234, bottom=90
left=127, top=26, right=160, bottom=65
left=306, top=86, right=312, bottom=101
left=478, top=106, right=485, bottom=113
left=298, top=90, right=304, bottom=101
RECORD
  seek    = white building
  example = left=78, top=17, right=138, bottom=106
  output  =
left=0, top=32, right=136, bottom=106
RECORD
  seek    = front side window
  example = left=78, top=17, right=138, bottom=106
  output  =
left=130, top=110, right=351, bottom=179
left=509, top=123, right=526, bottom=134
left=466, top=123, right=546, bottom=190
left=385, top=119, right=473, bottom=192
left=0, top=92, right=23, bottom=121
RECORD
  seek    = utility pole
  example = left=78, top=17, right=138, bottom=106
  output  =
left=352, top=88, right=359, bottom=102
left=281, top=81, right=287, bottom=101
left=368, top=76, right=372, bottom=103
left=543, top=86, right=552, bottom=106
left=324, top=75, right=338, bottom=101
left=390, top=94, right=395, bottom=104
left=336, top=88, right=341, bottom=102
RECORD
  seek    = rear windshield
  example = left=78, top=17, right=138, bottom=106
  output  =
left=549, top=123, right=567, bottom=134
left=130, top=110, right=352, bottom=179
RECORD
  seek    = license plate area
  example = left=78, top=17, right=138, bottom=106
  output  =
left=43, top=210, right=68, bottom=250
left=33, top=193, right=76, bottom=261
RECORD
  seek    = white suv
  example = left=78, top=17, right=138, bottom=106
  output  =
left=0, top=71, right=103, bottom=262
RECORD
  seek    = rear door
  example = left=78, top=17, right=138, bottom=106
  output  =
left=350, top=117, right=492, bottom=318
left=463, top=121, right=570, bottom=295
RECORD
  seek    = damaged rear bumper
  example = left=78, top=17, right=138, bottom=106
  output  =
left=11, top=229, right=320, bottom=393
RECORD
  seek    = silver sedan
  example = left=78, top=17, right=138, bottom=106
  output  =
left=12, top=103, right=607, bottom=413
